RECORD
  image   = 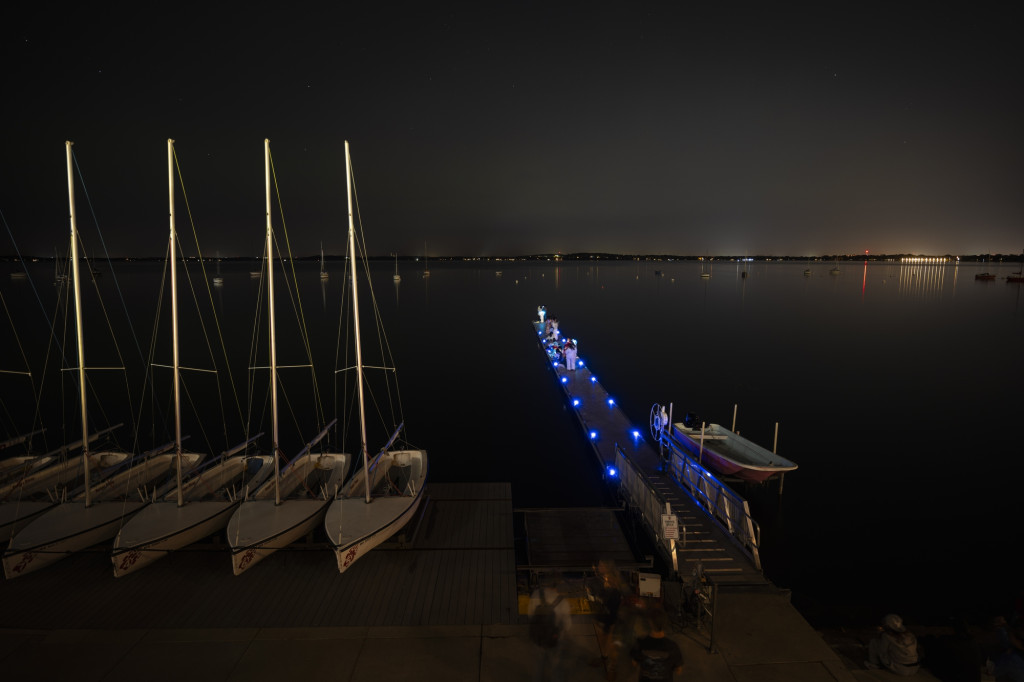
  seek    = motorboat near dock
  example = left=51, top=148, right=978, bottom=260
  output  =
left=659, top=408, right=798, bottom=484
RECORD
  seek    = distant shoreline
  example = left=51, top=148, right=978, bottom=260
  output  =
left=3, top=253, right=1019, bottom=263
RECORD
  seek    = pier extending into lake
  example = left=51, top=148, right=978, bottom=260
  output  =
left=533, top=318, right=766, bottom=587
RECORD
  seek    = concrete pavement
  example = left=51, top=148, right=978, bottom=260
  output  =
left=0, top=585, right=953, bottom=682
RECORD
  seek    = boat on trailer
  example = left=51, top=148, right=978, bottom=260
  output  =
left=666, top=411, right=797, bottom=483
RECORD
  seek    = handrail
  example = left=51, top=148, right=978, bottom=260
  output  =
left=614, top=443, right=761, bottom=571
left=661, top=439, right=761, bottom=568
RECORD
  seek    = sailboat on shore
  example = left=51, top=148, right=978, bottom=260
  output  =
left=111, top=140, right=275, bottom=577
left=3, top=142, right=203, bottom=579
left=225, top=140, right=350, bottom=575
left=324, top=142, right=427, bottom=574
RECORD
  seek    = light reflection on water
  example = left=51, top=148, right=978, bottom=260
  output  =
left=1, top=258, right=1022, bottom=625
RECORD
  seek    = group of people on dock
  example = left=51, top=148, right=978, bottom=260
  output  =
left=528, top=559, right=683, bottom=682
left=538, top=306, right=578, bottom=372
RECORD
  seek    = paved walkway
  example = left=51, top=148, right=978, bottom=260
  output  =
left=1, top=586, right=953, bottom=682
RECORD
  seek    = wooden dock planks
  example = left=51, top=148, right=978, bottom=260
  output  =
left=0, top=483, right=520, bottom=629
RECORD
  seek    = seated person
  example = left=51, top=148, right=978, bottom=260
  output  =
left=867, top=613, right=920, bottom=675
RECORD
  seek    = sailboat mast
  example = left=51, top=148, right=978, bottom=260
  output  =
left=66, top=141, right=92, bottom=507
left=168, top=139, right=184, bottom=506
left=344, top=142, right=371, bottom=504
left=265, top=140, right=281, bottom=505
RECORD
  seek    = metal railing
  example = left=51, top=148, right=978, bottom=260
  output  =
left=613, top=443, right=761, bottom=572
left=663, top=440, right=761, bottom=569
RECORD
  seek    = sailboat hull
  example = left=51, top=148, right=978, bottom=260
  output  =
left=0, top=451, right=130, bottom=501
left=110, top=454, right=275, bottom=576
left=325, top=449, right=427, bottom=573
left=227, top=498, right=329, bottom=575
left=2, top=500, right=146, bottom=578
left=0, top=500, right=56, bottom=542
left=111, top=499, right=238, bottom=577
left=226, top=451, right=350, bottom=575
left=330, top=489, right=425, bottom=573
left=0, top=455, right=59, bottom=485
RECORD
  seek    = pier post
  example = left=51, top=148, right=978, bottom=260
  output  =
left=699, top=422, right=706, bottom=467
left=731, top=403, right=737, bottom=432
left=665, top=502, right=679, bottom=575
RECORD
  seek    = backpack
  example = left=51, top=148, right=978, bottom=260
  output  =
left=529, top=590, right=564, bottom=648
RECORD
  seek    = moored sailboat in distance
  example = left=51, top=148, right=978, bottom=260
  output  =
left=320, top=242, right=329, bottom=280
left=324, top=141, right=427, bottom=574
left=1007, top=252, right=1024, bottom=283
left=111, top=140, right=274, bottom=577
left=225, top=140, right=350, bottom=576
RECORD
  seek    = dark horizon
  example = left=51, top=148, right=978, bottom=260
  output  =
left=3, top=4, right=1021, bottom=259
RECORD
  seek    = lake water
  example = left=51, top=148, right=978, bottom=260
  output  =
left=2, top=257, right=1022, bottom=627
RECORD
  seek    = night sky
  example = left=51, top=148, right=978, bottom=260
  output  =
left=3, top=3, right=1021, bottom=258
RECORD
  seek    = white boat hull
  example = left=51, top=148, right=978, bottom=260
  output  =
left=0, top=500, right=56, bottom=542
left=226, top=452, right=350, bottom=575
left=110, top=454, right=275, bottom=576
left=329, top=491, right=424, bottom=573
left=670, top=422, right=798, bottom=482
left=0, top=451, right=129, bottom=501
left=3, top=500, right=146, bottom=578
left=111, top=499, right=237, bottom=577
left=325, top=449, right=427, bottom=573
left=227, top=498, right=329, bottom=575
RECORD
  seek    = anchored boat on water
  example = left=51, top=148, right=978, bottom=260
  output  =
left=656, top=407, right=798, bottom=483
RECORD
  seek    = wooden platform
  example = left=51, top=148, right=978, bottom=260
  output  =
left=0, top=482, right=521, bottom=629
left=515, top=507, right=648, bottom=571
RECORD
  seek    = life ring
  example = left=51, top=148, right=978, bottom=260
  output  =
left=650, top=403, right=663, bottom=440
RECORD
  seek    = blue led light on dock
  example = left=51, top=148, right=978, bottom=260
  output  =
left=578, top=359, right=585, bottom=367
left=607, top=398, right=615, bottom=406
left=589, top=430, right=598, bottom=440
left=590, top=376, right=597, bottom=383
left=632, top=430, right=640, bottom=438
left=560, top=376, right=568, bottom=384
left=572, top=398, right=581, bottom=407
left=606, top=465, right=617, bottom=477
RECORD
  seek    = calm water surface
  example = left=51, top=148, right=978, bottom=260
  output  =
left=2, top=258, right=1022, bottom=627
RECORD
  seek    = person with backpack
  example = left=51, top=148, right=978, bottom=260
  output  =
left=528, top=572, right=572, bottom=682
left=630, top=608, right=683, bottom=681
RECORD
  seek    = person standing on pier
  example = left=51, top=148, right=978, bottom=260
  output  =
left=590, top=559, right=625, bottom=679
left=564, top=340, right=577, bottom=371
left=528, top=572, right=572, bottom=682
